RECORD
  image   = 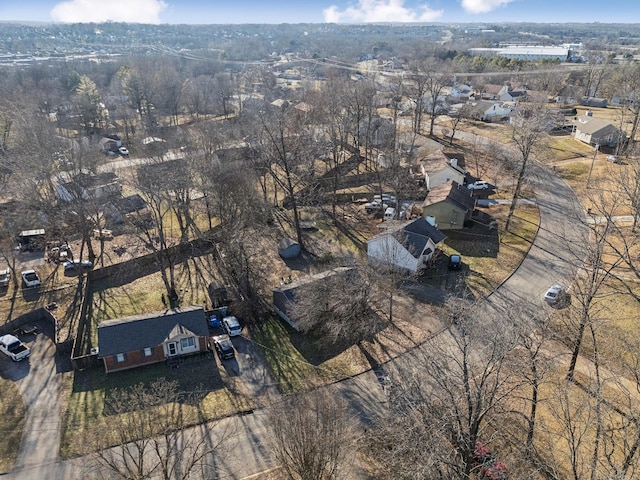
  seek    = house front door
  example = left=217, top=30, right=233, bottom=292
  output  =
left=167, top=342, right=177, bottom=356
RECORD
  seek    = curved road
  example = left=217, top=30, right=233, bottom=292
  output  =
left=3, top=130, right=590, bottom=479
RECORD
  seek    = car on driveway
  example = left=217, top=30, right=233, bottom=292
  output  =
left=364, top=200, right=388, bottom=213
left=0, top=334, right=30, bottom=361
left=467, top=180, right=491, bottom=190
left=21, top=269, right=41, bottom=288
left=223, top=316, right=242, bottom=336
left=0, top=268, right=9, bottom=288
left=544, top=284, right=566, bottom=304
left=606, top=155, right=621, bottom=164
left=448, top=254, right=462, bottom=270
left=212, top=334, right=235, bottom=360
left=118, top=146, right=130, bottom=157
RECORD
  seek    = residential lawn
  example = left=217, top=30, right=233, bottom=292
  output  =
left=0, top=378, right=25, bottom=472
left=432, top=204, right=540, bottom=298
left=251, top=310, right=436, bottom=394
left=545, top=134, right=595, bottom=162
left=60, top=353, right=252, bottom=458
left=79, top=251, right=220, bottom=355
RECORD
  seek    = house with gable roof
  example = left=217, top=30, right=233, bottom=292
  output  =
left=422, top=181, right=476, bottom=230
left=367, top=217, right=446, bottom=273
left=421, top=151, right=467, bottom=190
left=573, top=114, right=625, bottom=147
left=97, top=305, right=209, bottom=373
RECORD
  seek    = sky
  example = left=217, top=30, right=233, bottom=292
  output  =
left=0, top=0, right=637, bottom=25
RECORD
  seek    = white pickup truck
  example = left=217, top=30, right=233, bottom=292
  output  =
left=0, top=334, right=31, bottom=361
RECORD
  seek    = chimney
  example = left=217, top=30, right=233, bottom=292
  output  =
left=450, top=158, right=458, bottom=168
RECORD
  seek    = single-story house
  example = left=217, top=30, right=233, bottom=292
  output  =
left=497, top=84, right=527, bottom=102
left=554, top=85, right=582, bottom=105
left=573, top=115, right=625, bottom=147
left=273, top=267, right=353, bottom=331
left=97, top=306, right=209, bottom=373
left=367, top=217, right=446, bottom=273
left=580, top=97, right=608, bottom=108
left=468, top=100, right=513, bottom=123
left=56, top=171, right=121, bottom=202
left=476, top=84, right=504, bottom=101
left=98, top=134, right=122, bottom=152
left=421, top=152, right=467, bottom=190
left=422, top=181, right=476, bottom=230
left=103, top=193, right=150, bottom=224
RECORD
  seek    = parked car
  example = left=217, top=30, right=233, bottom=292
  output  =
left=467, top=180, right=491, bottom=190
left=606, top=155, right=621, bottom=164
left=0, top=334, right=30, bottom=361
left=21, top=269, right=41, bottom=288
left=63, top=259, right=94, bottom=273
left=212, top=334, right=235, bottom=360
left=222, top=316, right=242, bottom=337
left=374, top=194, right=397, bottom=205
left=118, top=146, right=130, bottom=157
left=544, top=284, right=566, bottom=304
left=383, top=207, right=396, bottom=221
left=448, top=254, right=462, bottom=270
left=0, top=268, right=9, bottom=288
left=364, top=201, right=388, bottom=213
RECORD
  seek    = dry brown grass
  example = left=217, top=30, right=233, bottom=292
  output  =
left=0, top=378, right=25, bottom=472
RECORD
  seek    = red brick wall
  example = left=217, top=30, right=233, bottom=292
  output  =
left=103, top=345, right=165, bottom=373
left=102, top=336, right=209, bottom=373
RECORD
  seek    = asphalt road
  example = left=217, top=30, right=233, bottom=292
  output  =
left=1, top=127, right=590, bottom=479
left=486, top=161, right=588, bottom=317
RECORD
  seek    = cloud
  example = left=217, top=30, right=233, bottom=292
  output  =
left=460, top=0, right=513, bottom=14
left=323, top=0, right=443, bottom=23
left=50, top=0, right=168, bottom=24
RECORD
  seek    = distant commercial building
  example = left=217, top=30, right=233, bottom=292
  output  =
left=469, top=46, right=569, bottom=62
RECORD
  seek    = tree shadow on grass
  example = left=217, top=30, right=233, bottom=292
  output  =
left=72, top=353, right=224, bottom=407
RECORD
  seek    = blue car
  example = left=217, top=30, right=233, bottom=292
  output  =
left=209, top=314, right=222, bottom=328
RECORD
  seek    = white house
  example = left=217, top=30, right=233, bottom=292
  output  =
left=367, top=217, right=446, bottom=273
left=468, top=100, right=514, bottom=122
left=573, top=115, right=625, bottom=147
left=421, top=151, right=466, bottom=190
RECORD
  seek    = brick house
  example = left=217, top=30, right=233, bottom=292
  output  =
left=97, top=306, right=209, bottom=373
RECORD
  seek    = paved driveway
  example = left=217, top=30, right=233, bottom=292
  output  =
left=0, top=320, right=66, bottom=480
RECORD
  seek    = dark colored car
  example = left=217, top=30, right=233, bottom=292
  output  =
left=448, top=254, right=462, bottom=270
left=213, top=334, right=235, bottom=360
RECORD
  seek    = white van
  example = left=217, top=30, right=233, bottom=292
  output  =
left=383, top=207, right=396, bottom=221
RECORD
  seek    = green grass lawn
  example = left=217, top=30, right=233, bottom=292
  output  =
left=251, top=316, right=372, bottom=394
left=60, top=352, right=252, bottom=458
left=0, top=378, right=25, bottom=472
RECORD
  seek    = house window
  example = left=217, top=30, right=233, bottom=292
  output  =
left=143, top=347, right=153, bottom=357
left=115, top=353, right=126, bottom=363
left=181, top=337, right=195, bottom=349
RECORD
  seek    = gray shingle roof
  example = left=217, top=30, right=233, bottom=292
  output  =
left=394, top=218, right=446, bottom=258
left=98, top=306, right=207, bottom=357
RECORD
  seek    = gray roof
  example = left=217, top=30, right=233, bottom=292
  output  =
left=394, top=218, right=446, bottom=258
left=574, top=117, right=620, bottom=136
left=98, top=306, right=208, bottom=357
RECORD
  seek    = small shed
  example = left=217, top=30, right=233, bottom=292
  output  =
left=278, top=237, right=300, bottom=259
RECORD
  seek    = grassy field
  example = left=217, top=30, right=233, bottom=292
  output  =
left=60, top=353, right=252, bottom=458
left=0, top=378, right=25, bottom=472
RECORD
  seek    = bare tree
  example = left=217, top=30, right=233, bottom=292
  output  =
left=266, top=389, right=357, bottom=480
left=91, top=378, right=222, bottom=480
left=372, top=299, right=520, bottom=478
left=290, top=266, right=387, bottom=347
left=505, top=103, right=548, bottom=231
